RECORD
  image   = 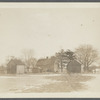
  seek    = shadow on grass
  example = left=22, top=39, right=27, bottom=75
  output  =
left=46, top=74, right=95, bottom=82
left=22, top=74, right=95, bottom=93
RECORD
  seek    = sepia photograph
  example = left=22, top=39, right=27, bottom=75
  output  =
left=0, top=3, right=100, bottom=98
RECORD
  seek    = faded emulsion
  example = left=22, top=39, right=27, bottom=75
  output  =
left=0, top=3, right=100, bottom=98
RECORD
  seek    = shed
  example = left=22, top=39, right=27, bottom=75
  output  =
left=67, top=60, right=81, bottom=73
left=7, top=59, right=25, bottom=74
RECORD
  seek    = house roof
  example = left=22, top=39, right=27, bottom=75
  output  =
left=36, top=56, right=56, bottom=67
left=68, top=60, right=81, bottom=66
left=7, top=59, right=24, bottom=66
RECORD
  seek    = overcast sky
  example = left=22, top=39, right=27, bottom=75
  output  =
left=0, top=3, right=100, bottom=64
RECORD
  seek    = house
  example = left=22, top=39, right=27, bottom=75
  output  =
left=24, top=65, right=33, bottom=73
left=36, top=56, right=58, bottom=72
left=36, top=56, right=81, bottom=73
left=89, top=65, right=100, bottom=73
left=67, top=60, right=81, bottom=73
left=7, top=59, right=25, bottom=74
left=36, top=56, right=69, bottom=73
left=95, top=67, right=100, bottom=73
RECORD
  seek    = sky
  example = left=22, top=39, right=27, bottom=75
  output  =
left=0, top=3, right=100, bottom=64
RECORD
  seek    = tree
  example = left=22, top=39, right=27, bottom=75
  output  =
left=65, top=49, right=75, bottom=60
left=55, top=49, right=64, bottom=72
left=22, top=49, right=34, bottom=61
left=21, top=49, right=37, bottom=68
left=55, top=49, right=74, bottom=72
left=75, top=44, right=98, bottom=72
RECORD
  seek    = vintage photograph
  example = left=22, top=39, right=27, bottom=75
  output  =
left=0, top=3, right=100, bottom=98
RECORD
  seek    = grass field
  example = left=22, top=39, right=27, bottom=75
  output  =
left=0, top=73, right=95, bottom=93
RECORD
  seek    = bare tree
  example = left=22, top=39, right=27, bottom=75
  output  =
left=21, top=49, right=37, bottom=68
left=75, top=44, right=99, bottom=72
left=22, top=49, right=34, bottom=61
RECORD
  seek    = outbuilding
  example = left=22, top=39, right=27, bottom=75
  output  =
left=67, top=60, right=81, bottom=73
left=7, top=59, right=25, bottom=74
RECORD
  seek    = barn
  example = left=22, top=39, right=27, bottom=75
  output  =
left=7, top=59, right=25, bottom=74
left=67, top=60, right=81, bottom=73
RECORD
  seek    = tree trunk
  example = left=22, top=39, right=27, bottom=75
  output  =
left=84, top=65, right=89, bottom=72
left=61, top=60, right=63, bottom=72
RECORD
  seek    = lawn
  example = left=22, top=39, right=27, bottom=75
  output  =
left=22, top=73, right=95, bottom=93
left=0, top=73, right=95, bottom=93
